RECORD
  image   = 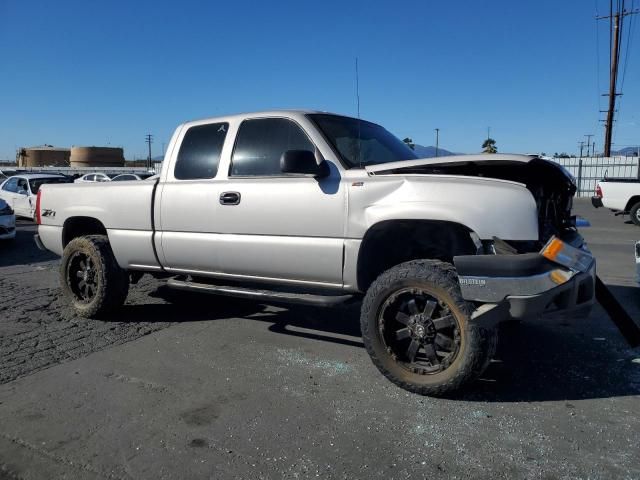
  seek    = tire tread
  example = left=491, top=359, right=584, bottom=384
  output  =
left=360, top=259, right=497, bottom=397
left=60, top=235, right=129, bottom=318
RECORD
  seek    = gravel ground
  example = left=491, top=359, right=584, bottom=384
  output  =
left=0, top=220, right=172, bottom=384
left=0, top=201, right=639, bottom=479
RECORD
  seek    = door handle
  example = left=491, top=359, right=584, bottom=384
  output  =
left=219, top=191, right=241, bottom=205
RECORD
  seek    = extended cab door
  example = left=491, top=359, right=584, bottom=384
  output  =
left=213, top=117, right=345, bottom=286
left=157, top=121, right=231, bottom=273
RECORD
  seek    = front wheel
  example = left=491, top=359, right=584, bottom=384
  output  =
left=629, top=201, right=640, bottom=226
left=360, top=260, right=497, bottom=397
left=60, top=235, right=129, bottom=318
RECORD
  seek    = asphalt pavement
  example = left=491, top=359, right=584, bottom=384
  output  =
left=0, top=199, right=639, bottom=479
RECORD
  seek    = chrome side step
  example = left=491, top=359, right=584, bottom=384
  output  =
left=166, top=278, right=354, bottom=307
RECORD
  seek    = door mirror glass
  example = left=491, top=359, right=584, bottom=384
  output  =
left=280, top=150, right=329, bottom=178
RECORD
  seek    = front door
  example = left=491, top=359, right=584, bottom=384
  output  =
left=214, top=117, right=345, bottom=287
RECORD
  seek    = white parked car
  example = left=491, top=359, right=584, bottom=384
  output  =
left=75, top=173, right=113, bottom=183
left=0, top=198, right=16, bottom=240
left=0, top=174, right=71, bottom=220
left=593, top=179, right=640, bottom=225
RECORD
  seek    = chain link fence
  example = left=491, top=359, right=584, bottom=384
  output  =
left=551, top=157, right=640, bottom=197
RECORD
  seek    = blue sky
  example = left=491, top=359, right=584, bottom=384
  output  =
left=1, top=0, right=638, bottom=159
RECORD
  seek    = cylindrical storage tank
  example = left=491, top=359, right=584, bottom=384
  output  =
left=18, top=147, right=70, bottom=167
left=70, top=147, right=125, bottom=168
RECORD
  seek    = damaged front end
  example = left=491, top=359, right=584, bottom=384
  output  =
left=455, top=236, right=596, bottom=320
left=368, top=154, right=576, bottom=247
left=367, top=154, right=595, bottom=321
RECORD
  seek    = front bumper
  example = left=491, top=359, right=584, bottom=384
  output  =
left=592, top=196, right=603, bottom=208
left=454, top=236, right=596, bottom=320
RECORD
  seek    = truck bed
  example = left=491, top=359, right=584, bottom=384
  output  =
left=38, top=180, right=159, bottom=269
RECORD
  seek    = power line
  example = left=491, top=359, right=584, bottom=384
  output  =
left=145, top=134, right=153, bottom=170
left=620, top=0, right=637, bottom=91
left=585, top=134, right=595, bottom=155
left=596, top=1, right=639, bottom=156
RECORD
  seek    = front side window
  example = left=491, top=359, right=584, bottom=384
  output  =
left=2, top=178, right=18, bottom=192
left=174, top=122, right=229, bottom=180
left=230, top=118, right=314, bottom=176
left=308, top=114, right=417, bottom=168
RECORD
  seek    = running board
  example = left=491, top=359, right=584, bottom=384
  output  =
left=166, top=278, right=354, bottom=307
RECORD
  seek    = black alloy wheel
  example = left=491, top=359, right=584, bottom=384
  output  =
left=67, top=252, right=98, bottom=303
left=378, top=288, right=460, bottom=375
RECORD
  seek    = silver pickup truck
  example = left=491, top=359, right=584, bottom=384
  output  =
left=35, top=110, right=596, bottom=396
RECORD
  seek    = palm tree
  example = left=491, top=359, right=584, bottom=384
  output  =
left=403, top=137, right=415, bottom=150
left=482, top=138, right=497, bottom=154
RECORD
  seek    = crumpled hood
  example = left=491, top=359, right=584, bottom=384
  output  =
left=364, top=153, right=538, bottom=174
left=362, top=153, right=576, bottom=242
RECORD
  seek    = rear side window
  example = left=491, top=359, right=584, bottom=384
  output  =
left=230, top=118, right=314, bottom=176
left=174, top=122, right=229, bottom=180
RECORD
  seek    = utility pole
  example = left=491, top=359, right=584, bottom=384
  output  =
left=145, top=134, right=153, bottom=170
left=604, top=11, right=620, bottom=157
left=597, top=4, right=639, bottom=157
left=434, top=128, right=440, bottom=157
left=578, top=141, right=586, bottom=158
left=585, top=134, right=594, bottom=156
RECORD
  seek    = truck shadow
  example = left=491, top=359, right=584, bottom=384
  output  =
left=464, top=284, right=640, bottom=402
left=136, top=284, right=640, bottom=402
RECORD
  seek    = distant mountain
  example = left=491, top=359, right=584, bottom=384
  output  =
left=611, top=147, right=640, bottom=156
left=413, top=144, right=457, bottom=158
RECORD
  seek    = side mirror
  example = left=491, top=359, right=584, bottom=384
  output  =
left=280, top=150, right=329, bottom=178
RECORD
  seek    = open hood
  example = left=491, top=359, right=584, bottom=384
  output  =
left=364, top=153, right=577, bottom=243
left=364, top=154, right=538, bottom=174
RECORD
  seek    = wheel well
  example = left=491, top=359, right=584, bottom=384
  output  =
left=62, top=217, right=107, bottom=247
left=625, top=196, right=640, bottom=212
left=357, top=220, right=477, bottom=291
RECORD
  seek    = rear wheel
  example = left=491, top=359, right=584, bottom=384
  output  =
left=630, top=201, right=640, bottom=226
left=360, top=260, right=497, bottom=396
left=60, top=235, right=129, bottom=318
